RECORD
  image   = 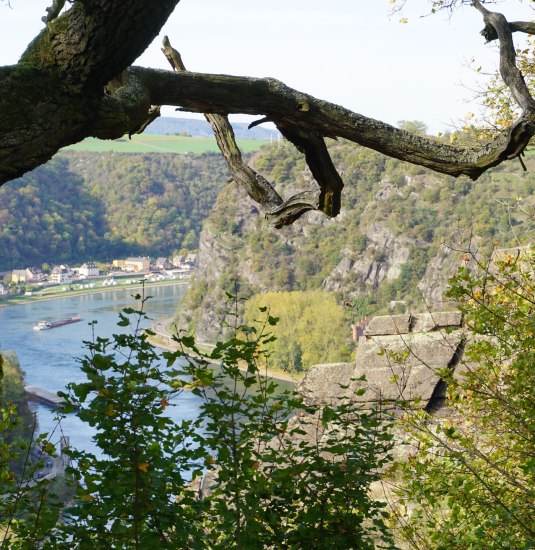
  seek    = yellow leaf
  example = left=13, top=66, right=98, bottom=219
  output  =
left=138, top=462, right=150, bottom=473
left=161, top=396, right=169, bottom=410
left=106, top=404, right=115, bottom=416
left=399, top=17, right=408, bottom=24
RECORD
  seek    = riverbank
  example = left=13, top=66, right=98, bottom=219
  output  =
left=0, top=278, right=189, bottom=308
left=147, top=322, right=302, bottom=385
left=0, top=283, right=190, bottom=459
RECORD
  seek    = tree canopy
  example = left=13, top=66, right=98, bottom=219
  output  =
left=1, top=0, right=534, bottom=227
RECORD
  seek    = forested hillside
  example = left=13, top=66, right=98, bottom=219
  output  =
left=0, top=350, right=34, bottom=473
left=178, top=140, right=535, bottom=343
left=0, top=151, right=229, bottom=270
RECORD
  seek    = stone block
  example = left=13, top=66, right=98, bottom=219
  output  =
left=411, top=311, right=462, bottom=332
left=365, top=314, right=411, bottom=336
left=298, top=363, right=355, bottom=406
left=351, top=331, right=463, bottom=405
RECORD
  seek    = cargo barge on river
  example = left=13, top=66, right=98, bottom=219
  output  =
left=33, top=315, right=82, bottom=330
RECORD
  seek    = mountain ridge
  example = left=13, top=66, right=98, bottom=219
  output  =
left=146, top=116, right=277, bottom=140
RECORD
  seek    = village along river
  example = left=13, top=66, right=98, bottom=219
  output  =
left=0, top=283, right=203, bottom=456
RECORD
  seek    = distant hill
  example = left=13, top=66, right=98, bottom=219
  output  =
left=0, top=151, right=229, bottom=270
left=146, top=116, right=277, bottom=140
left=64, top=134, right=264, bottom=154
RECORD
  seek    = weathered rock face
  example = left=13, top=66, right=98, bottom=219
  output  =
left=298, top=311, right=464, bottom=410
left=177, top=176, right=456, bottom=341
left=176, top=180, right=312, bottom=341
left=353, top=331, right=463, bottom=404
left=323, top=222, right=414, bottom=292
left=417, top=246, right=459, bottom=309
left=259, top=310, right=467, bottom=495
left=297, top=362, right=356, bottom=406
left=176, top=141, right=529, bottom=341
left=176, top=178, right=340, bottom=342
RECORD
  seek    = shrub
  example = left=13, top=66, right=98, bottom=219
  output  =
left=393, top=246, right=535, bottom=549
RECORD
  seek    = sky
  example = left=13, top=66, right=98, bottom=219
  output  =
left=0, top=0, right=531, bottom=134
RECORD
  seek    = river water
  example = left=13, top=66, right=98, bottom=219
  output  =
left=0, top=283, right=202, bottom=454
left=0, top=283, right=294, bottom=457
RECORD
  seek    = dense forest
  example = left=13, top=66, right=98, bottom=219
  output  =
left=3, top=139, right=532, bottom=281
left=0, top=151, right=229, bottom=270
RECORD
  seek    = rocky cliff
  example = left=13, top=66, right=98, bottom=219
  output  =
left=279, top=310, right=466, bottom=477
left=176, top=140, right=534, bottom=343
left=196, top=310, right=467, bottom=501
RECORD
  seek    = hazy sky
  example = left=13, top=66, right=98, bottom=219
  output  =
left=0, top=0, right=530, bottom=134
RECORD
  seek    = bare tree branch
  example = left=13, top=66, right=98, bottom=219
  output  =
left=161, top=36, right=290, bottom=225
left=473, top=0, right=535, bottom=114
left=276, top=123, right=344, bottom=219
left=1, top=0, right=534, bottom=229
left=130, top=66, right=535, bottom=178
left=508, top=21, right=535, bottom=36
left=161, top=36, right=347, bottom=226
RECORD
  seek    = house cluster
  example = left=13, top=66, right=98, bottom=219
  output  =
left=0, top=254, right=197, bottom=297
left=8, top=262, right=100, bottom=287
left=111, top=254, right=197, bottom=277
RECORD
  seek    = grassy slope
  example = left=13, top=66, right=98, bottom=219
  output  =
left=63, top=134, right=267, bottom=154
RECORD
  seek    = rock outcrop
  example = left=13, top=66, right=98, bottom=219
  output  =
left=299, top=311, right=464, bottom=411
left=322, top=223, right=415, bottom=291
left=176, top=140, right=530, bottom=342
left=417, top=245, right=460, bottom=309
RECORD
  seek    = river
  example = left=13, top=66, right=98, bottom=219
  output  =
left=0, top=283, right=202, bottom=455
left=0, top=283, right=294, bottom=457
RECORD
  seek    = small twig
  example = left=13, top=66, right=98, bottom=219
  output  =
left=248, top=117, right=271, bottom=129
left=518, top=151, right=527, bottom=172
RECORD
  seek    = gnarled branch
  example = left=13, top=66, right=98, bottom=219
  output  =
left=473, top=0, right=535, bottom=115
left=277, top=124, right=343, bottom=219
left=1, top=0, right=534, bottom=231
left=162, top=36, right=335, bottom=227
left=133, top=65, right=535, bottom=179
